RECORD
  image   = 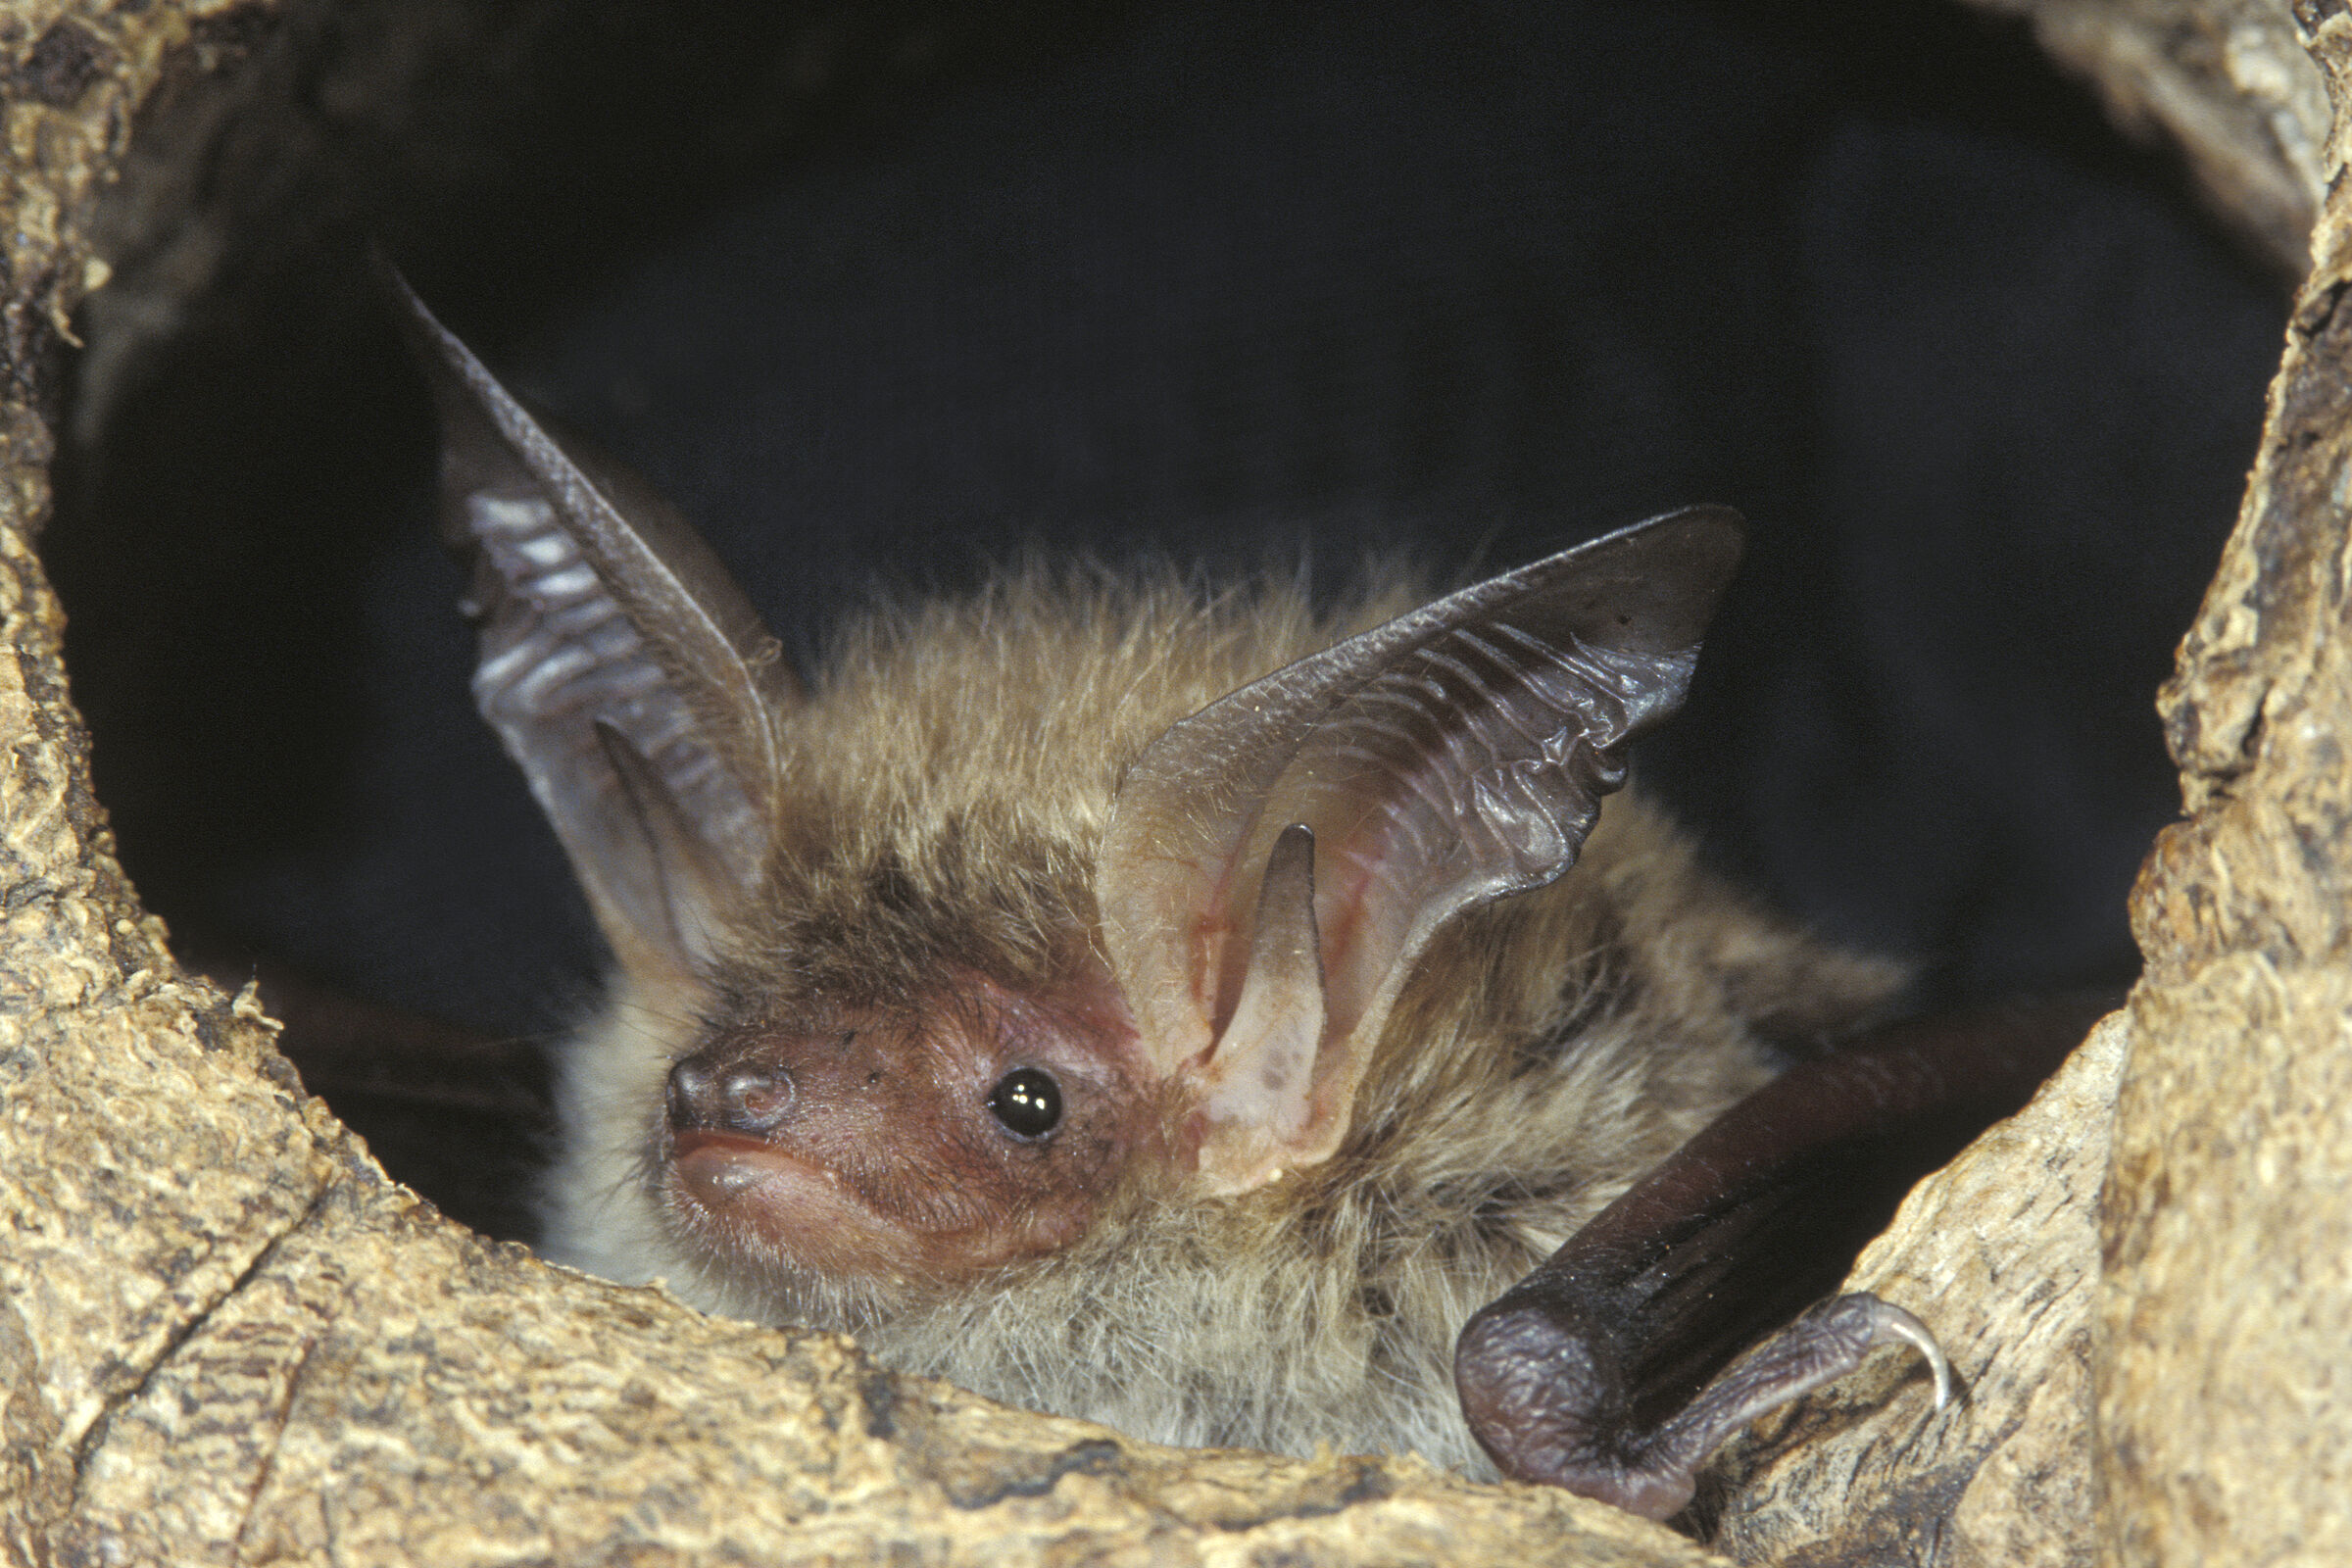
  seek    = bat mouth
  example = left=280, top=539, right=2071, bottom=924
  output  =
left=663, top=1129, right=924, bottom=1277
left=668, top=1129, right=836, bottom=1209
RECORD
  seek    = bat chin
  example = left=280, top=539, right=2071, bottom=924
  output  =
left=664, top=1131, right=925, bottom=1280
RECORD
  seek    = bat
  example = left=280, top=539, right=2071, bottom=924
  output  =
left=391, top=271, right=2091, bottom=1522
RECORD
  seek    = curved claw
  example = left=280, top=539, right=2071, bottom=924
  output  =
left=1860, top=1296, right=1954, bottom=1411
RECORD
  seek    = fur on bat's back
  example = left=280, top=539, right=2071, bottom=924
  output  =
left=539, top=557, right=1906, bottom=1473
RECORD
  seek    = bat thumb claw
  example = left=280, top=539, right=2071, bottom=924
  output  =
left=1851, top=1295, right=1956, bottom=1410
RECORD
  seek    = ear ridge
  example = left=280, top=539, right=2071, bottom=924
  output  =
left=389, top=269, right=793, bottom=972
left=1100, top=508, right=1743, bottom=1186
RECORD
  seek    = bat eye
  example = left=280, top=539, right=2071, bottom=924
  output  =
left=985, top=1067, right=1062, bottom=1139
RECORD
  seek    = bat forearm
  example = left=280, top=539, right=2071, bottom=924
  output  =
left=1456, top=991, right=2116, bottom=1515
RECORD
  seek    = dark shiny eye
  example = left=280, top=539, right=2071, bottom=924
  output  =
left=986, top=1067, right=1062, bottom=1138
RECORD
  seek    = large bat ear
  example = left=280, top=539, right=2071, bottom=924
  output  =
left=1099, top=508, right=1744, bottom=1194
left=387, top=269, right=798, bottom=981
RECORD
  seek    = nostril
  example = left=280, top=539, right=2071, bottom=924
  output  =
left=717, top=1064, right=794, bottom=1135
left=665, top=1057, right=717, bottom=1129
left=666, top=1052, right=797, bottom=1137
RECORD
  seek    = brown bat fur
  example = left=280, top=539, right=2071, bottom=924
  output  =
left=538, top=560, right=1906, bottom=1474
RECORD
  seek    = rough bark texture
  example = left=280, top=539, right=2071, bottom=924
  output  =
left=2094, top=0, right=2352, bottom=1556
left=0, top=1, right=2344, bottom=1564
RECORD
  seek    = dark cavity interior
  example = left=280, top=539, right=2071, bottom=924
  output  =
left=40, top=0, right=2285, bottom=1242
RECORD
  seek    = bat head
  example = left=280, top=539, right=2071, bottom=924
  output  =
left=392, top=273, right=1743, bottom=1297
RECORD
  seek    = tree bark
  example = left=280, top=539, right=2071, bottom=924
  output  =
left=0, top=1, right=2344, bottom=1564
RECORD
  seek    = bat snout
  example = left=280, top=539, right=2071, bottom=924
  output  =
left=667, top=1053, right=797, bottom=1138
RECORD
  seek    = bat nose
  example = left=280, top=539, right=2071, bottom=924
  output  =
left=666, top=1054, right=796, bottom=1136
